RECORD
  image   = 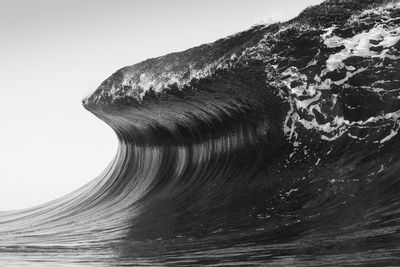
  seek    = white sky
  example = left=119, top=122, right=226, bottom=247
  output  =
left=0, top=0, right=323, bottom=211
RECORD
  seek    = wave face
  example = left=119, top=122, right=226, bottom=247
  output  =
left=2, top=0, right=400, bottom=266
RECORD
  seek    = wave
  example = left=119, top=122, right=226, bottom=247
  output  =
left=1, top=0, right=400, bottom=266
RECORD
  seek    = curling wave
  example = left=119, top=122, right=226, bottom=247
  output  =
left=1, top=0, right=400, bottom=266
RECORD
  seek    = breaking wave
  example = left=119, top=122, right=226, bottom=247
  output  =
left=1, top=0, right=400, bottom=266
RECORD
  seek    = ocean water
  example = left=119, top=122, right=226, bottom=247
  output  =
left=2, top=0, right=400, bottom=265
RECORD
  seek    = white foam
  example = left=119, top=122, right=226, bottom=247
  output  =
left=279, top=15, right=400, bottom=144
left=324, top=25, right=400, bottom=73
left=380, top=128, right=399, bottom=144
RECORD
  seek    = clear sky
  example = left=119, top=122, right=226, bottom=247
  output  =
left=0, top=0, right=323, bottom=211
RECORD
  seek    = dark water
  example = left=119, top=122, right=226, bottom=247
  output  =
left=1, top=100, right=400, bottom=266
